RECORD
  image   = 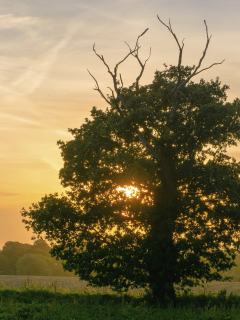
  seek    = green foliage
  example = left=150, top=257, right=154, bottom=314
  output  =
left=0, top=252, right=14, bottom=275
left=1, top=242, right=32, bottom=274
left=21, top=61, right=240, bottom=304
left=0, top=240, right=75, bottom=277
left=16, top=253, right=52, bottom=276
left=28, top=239, right=52, bottom=256
left=1, top=286, right=240, bottom=319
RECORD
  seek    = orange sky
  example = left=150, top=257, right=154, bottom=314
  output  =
left=1, top=0, right=240, bottom=249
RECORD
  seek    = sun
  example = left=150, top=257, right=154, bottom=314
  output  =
left=117, top=186, right=139, bottom=198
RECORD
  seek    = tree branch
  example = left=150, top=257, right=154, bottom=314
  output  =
left=176, top=20, right=224, bottom=90
left=157, top=17, right=225, bottom=126
left=125, top=28, right=151, bottom=90
left=90, top=30, right=150, bottom=117
left=194, top=60, right=225, bottom=76
left=89, top=24, right=179, bottom=198
left=138, top=132, right=157, bottom=158
left=93, top=43, right=138, bottom=97
left=87, top=69, right=112, bottom=106
left=107, top=87, right=115, bottom=99
left=119, top=74, right=124, bottom=89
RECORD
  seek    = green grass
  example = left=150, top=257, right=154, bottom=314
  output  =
left=1, top=281, right=240, bottom=319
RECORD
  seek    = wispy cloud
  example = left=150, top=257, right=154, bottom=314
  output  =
left=0, top=192, right=21, bottom=196
left=0, top=14, right=39, bottom=29
left=41, top=156, right=63, bottom=172
left=12, top=26, right=78, bottom=95
left=0, top=14, right=79, bottom=97
left=0, top=112, right=41, bottom=126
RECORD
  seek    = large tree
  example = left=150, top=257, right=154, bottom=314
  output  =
left=21, top=17, right=240, bottom=304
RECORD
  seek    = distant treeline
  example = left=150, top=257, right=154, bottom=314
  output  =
left=0, top=239, right=75, bottom=277
left=1, top=239, right=240, bottom=281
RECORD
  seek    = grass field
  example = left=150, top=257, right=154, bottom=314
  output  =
left=1, top=276, right=240, bottom=319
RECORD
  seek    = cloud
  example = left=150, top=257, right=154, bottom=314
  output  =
left=15, top=27, right=78, bottom=94
left=3, top=23, right=79, bottom=96
left=0, top=14, right=39, bottom=29
left=41, top=154, right=63, bottom=172
left=0, top=112, right=41, bottom=126
left=0, top=192, right=21, bottom=196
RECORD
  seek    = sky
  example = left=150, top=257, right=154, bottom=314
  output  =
left=1, top=0, right=240, bottom=249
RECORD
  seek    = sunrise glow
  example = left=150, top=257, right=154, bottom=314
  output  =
left=1, top=0, right=240, bottom=249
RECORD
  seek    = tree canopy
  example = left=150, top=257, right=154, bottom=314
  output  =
left=1, top=242, right=32, bottom=274
left=16, top=253, right=52, bottom=276
left=0, top=240, right=75, bottom=277
left=21, top=17, right=240, bottom=304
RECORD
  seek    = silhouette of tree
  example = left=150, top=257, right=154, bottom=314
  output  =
left=22, top=17, right=240, bottom=304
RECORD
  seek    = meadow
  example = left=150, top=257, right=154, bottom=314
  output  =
left=1, top=276, right=240, bottom=319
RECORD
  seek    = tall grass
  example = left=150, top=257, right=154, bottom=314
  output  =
left=1, top=281, right=240, bottom=319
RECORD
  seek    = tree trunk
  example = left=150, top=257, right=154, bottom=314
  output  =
left=147, top=232, right=177, bottom=306
left=147, top=184, right=178, bottom=306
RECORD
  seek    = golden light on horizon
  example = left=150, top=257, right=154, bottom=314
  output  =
left=1, top=0, right=240, bottom=249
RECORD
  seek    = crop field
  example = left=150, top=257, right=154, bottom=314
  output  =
left=1, top=275, right=240, bottom=295
left=1, top=276, right=240, bottom=319
left=0, top=275, right=143, bottom=294
left=0, top=275, right=88, bottom=291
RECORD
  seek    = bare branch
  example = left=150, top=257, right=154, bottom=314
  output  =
left=125, top=41, right=132, bottom=52
left=113, top=48, right=139, bottom=78
left=119, top=74, right=124, bottom=88
left=139, top=28, right=149, bottom=38
left=134, top=28, right=149, bottom=51
left=157, top=16, right=184, bottom=126
left=157, top=16, right=184, bottom=95
left=157, top=16, right=183, bottom=51
left=93, top=44, right=114, bottom=78
left=87, top=69, right=111, bottom=106
left=125, top=29, right=151, bottom=89
left=93, top=43, right=139, bottom=98
left=194, top=60, right=225, bottom=76
left=91, top=29, right=150, bottom=116
left=157, top=17, right=225, bottom=126
left=204, top=20, right=209, bottom=39
left=177, top=20, right=218, bottom=91
left=135, top=47, right=151, bottom=89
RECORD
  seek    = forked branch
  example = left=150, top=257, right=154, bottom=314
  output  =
left=178, top=20, right=224, bottom=90
left=157, top=16, right=184, bottom=92
left=92, top=43, right=138, bottom=96
left=87, top=69, right=112, bottom=106
left=157, top=16, right=225, bottom=126
left=125, top=28, right=151, bottom=89
left=88, top=29, right=150, bottom=116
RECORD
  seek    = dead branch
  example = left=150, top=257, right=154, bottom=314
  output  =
left=135, top=48, right=151, bottom=89
left=119, top=74, right=124, bottom=89
left=93, top=43, right=138, bottom=96
left=194, top=60, right=225, bottom=76
left=90, top=29, right=150, bottom=119
left=158, top=17, right=225, bottom=126
left=125, top=28, right=151, bottom=89
left=87, top=69, right=111, bottom=106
